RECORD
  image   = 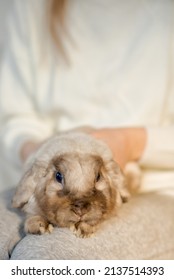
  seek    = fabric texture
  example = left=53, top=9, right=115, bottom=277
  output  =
left=0, top=188, right=24, bottom=260
left=0, top=188, right=173, bottom=260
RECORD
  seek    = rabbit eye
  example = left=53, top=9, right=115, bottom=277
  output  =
left=55, top=171, right=64, bottom=184
left=96, top=172, right=101, bottom=182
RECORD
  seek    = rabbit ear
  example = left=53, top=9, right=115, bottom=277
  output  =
left=12, top=161, right=46, bottom=209
left=102, top=159, right=130, bottom=205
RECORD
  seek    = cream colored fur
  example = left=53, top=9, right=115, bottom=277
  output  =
left=12, top=131, right=133, bottom=238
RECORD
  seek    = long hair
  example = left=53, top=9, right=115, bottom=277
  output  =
left=47, top=0, right=68, bottom=58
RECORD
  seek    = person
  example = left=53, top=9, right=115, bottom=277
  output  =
left=0, top=0, right=174, bottom=260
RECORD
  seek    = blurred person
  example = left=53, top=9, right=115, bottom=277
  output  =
left=0, top=0, right=174, bottom=191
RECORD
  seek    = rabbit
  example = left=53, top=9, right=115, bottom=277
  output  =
left=12, top=131, right=136, bottom=238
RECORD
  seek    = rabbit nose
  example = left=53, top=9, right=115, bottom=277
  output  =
left=72, top=200, right=90, bottom=216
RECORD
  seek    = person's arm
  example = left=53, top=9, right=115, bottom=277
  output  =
left=21, top=125, right=174, bottom=172
left=0, top=0, right=54, bottom=168
left=90, top=126, right=174, bottom=170
left=89, top=127, right=146, bottom=169
left=139, top=126, right=174, bottom=169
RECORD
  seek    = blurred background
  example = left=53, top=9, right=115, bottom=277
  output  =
left=0, top=0, right=18, bottom=189
left=0, top=0, right=13, bottom=60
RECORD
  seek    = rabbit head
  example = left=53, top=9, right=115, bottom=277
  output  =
left=12, top=132, right=130, bottom=236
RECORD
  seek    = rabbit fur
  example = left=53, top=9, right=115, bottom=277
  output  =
left=12, top=131, right=132, bottom=238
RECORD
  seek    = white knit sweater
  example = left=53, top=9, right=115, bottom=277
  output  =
left=0, top=0, right=174, bottom=190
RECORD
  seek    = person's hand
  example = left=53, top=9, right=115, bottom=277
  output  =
left=20, top=127, right=147, bottom=170
left=20, top=141, right=42, bottom=163
left=89, top=127, right=147, bottom=169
